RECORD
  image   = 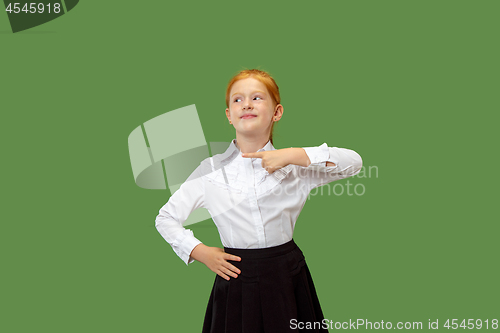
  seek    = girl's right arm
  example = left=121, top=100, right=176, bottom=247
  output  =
left=155, top=165, right=206, bottom=265
left=155, top=163, right=242, bottom=279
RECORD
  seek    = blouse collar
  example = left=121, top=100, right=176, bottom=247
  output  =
left=218, top=139, right=274, bottom=165
left=232, top=138, right=275, bottom=153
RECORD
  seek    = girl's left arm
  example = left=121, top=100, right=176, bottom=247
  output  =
left=289, top=143, right=363, bottom=190
left=242, top=144, right=362, bottom=189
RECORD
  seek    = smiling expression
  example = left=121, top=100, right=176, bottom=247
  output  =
left=226, top=77, right=283, bottom=137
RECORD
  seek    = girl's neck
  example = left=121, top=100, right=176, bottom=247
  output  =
left=234, top=134, right=270, bottom=154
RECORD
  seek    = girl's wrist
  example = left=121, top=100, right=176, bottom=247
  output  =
left=287, top=148, right=310, bottom=167
left=190, top=243, right=207, bottom=263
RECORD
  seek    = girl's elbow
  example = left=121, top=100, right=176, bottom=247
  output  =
left=356, top=153, right=363, bottom=172
left=351, top=150, right=363, bottom=173
left=155, top=213, right=169, bottom=230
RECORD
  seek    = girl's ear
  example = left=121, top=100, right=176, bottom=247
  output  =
left=226, top=108, right=231, bottom=121
left=274, top=104, right=284, bottom=120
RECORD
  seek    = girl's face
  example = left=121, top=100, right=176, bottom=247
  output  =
left=226, top=77, right=283, bottom=138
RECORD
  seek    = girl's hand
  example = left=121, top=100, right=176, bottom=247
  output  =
left=190, top=243, right=241, bottom=280
left=242, top=149, right=292, bottom=174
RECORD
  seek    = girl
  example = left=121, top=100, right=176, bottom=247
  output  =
left=155, top=69, right=362, bottom=332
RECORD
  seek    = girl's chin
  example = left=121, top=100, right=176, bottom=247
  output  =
left=236, top=128, right=268, bottom=136
left=239, top=124, right=264, bottom=130
left=238, top=123, right=261, bottom=130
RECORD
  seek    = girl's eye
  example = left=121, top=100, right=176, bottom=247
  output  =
left=254, top=97, right=262, bottom=100
left=234, top=98, right=241, bottom=102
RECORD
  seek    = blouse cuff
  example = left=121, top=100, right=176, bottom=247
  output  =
left=303, top=143, right=330, bottom=167
left=174, top=230, right=203, bottom=265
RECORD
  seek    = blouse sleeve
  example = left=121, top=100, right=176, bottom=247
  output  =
left=155, top=164, right=205, bottom=265
left=300, top=143, right=363, bottom=191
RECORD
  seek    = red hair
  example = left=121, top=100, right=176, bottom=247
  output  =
left=225, top=69, right=281, bottom=145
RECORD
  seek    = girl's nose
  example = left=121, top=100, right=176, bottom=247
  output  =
left=243, top=101, right=253, bottom=110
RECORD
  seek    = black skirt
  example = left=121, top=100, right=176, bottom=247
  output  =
left=202, top=239, right=328, bottom=333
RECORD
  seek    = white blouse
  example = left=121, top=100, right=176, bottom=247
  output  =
left=155, top=139, right=362, bottom=265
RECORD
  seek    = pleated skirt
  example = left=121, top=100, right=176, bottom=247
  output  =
left=202, top=239, right=328, bottom=333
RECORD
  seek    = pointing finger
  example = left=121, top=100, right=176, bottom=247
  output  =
left=242, top=152, right=264, bottom=158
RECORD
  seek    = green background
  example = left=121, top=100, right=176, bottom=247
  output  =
left=1, top=1, right=498, bottom=332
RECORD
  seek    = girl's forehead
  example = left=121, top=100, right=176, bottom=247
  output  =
left=231, top=77, right=268, bottom=94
